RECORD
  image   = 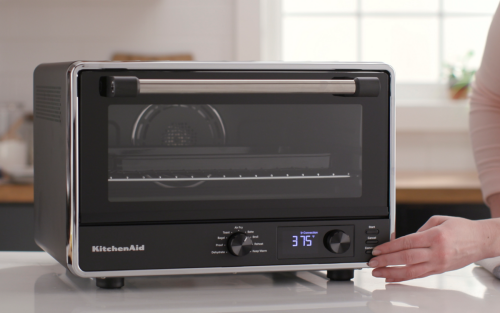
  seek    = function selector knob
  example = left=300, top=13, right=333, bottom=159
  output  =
left=324, top=230, right=351, bottom=254
left=227, top=232, right=253, bottom=257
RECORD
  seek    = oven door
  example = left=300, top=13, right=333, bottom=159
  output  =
left=78, top=70, right=390, bottom=224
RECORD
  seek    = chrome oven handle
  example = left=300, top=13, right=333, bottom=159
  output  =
left=100, top=76, right=380, bottom=97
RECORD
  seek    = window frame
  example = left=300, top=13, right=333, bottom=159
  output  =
left=264, top=0, right=494, bottom=82
left=234, top=0, right=487, bottom=131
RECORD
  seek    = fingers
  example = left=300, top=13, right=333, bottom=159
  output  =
left=368, top=248, right=432, bottom=268
left=372, top=263, right=433, bottom=281
left=372, top=231, right=433, bottom=256
left=417, top=215, right=449, bottom=233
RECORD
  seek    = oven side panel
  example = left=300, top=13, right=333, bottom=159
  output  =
left=34, top=62, right=73, bottom=267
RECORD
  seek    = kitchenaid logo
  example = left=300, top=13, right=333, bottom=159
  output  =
left=92, top=245, right=145, bottom=253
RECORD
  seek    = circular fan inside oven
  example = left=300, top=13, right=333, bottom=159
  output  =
left=131, top=104, right=226, bottom=188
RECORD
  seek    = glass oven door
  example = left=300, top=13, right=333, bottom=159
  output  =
left=78, top=70, right=390, bottom=224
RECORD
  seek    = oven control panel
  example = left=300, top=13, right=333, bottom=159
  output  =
left=79, top=219, right=390, bottom=272
left=209, top=223, right=385, bottom=260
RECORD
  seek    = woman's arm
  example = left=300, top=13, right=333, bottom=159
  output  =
left=369, top=3, right=500, bottom=282
left=487, top=193, right=500, bottom=218
left=470, top=3, right=500, bottom=213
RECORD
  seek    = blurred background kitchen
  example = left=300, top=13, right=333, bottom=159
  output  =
left=0, top=0, right=498, bottom=250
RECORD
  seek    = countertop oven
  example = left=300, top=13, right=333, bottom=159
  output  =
left=34, top=61, right=395, bottom=288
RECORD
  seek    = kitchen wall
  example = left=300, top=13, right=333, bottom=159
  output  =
left=0, top=0, right=477, bottom=173
left=396, top=132, right=476, bottom=172
left=396, top=93, right=477, bottom=173
left=0, top=0, right=235, bottom=110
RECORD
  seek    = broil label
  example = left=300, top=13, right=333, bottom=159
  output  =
left=92, top=245, right=145, bottom=252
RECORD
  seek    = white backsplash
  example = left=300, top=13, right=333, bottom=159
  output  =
left=396, top=131, right=476, bottom=172
left=0, top=0, right=477, bottom=174
left=0, top=0, right=235, bottom=110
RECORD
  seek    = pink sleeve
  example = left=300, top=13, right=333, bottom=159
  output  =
left=470, top=3, right=500, bottom=205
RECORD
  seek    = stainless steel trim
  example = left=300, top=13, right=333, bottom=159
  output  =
left=108, top=174, right=350, bottom=182
left=65, top=61, right=395, bottom=278
left=71, top=262, right=370, bottom=279
left=387, top=65, right=396, bottom=239
left=69, top=61, right=390, bottom=72
left=139, top=79, right=356, bottom=94
left=66, top=63, right=80, bottom=268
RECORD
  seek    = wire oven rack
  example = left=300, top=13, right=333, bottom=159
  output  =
left=108, top=170, right=351, bottom=182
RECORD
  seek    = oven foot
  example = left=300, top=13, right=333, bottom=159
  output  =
left=326, top=269, right=354, bottom=281
left=96, top=277, right=125, bottom=289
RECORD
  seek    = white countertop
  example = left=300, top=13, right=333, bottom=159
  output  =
left=1, top=252, right=500, bottom=312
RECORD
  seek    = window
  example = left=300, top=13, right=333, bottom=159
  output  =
left=264, top=0, right=498, bottom=83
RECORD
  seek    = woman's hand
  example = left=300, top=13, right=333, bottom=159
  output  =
left=368, top=215, right=500, bottom=282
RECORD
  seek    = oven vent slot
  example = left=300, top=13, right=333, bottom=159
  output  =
left=35, top=85, right=62, bottom=123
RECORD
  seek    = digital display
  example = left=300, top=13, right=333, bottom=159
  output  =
left=278, top=225, right=355, bottom=259
left=281, top=229, right=320, bottom=255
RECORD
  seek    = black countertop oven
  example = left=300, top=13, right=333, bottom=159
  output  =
left=34, top=61, right=395, bottom=288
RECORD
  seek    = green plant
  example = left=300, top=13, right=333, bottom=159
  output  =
left=444, top=51, right=476, bottom=99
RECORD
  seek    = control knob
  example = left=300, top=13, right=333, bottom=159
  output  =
left=324, top=230, right=351, bottom=254
left=227, top=232, right=253, bottom=257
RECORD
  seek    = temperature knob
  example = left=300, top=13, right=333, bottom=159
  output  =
left=227, top=232, right=253, bottom=257
left=324, top=230, right=351, bottom=254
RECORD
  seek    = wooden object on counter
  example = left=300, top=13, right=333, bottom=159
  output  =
left=0, top=184, right=33, bottom=203
left=396, top=172, right=483, bottom=204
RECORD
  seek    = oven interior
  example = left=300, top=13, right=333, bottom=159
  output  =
left=108, top=103, right=362, bottom=202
